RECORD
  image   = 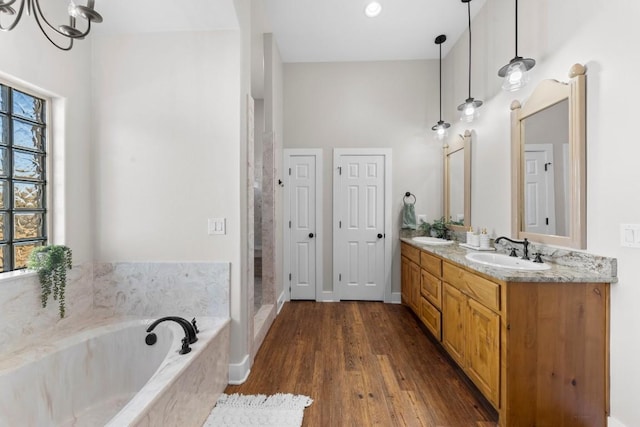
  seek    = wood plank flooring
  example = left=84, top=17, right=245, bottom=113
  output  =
left=226, top=301, right=498, bottom=427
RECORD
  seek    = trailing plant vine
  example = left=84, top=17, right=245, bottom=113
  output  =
left=27, top=245, right=73, bottom=318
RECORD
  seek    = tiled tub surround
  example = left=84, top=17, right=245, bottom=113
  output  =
left=93, top=262, right=230, bottom=318
left=0, top=317, right=229, bottom=427
left=0, top=263, right=95, bottom=355
left=400, top=237, right=617, bottom=283
left=0, top=261, right=231, bottom=427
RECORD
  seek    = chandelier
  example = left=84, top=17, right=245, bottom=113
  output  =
left=0, top=0, right=103, bottom=51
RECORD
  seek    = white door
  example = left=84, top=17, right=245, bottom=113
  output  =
left=524, top=144, right=556, bottom=235
left=285, top=150, right=322, bottom=300
left=334, top=152, right=387, bottom=301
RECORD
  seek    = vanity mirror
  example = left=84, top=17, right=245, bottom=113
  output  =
left=511, top=64, right=586, bottom=248
left=444, top=130, right=471, bottom=231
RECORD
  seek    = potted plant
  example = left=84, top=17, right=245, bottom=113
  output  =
left=424, top=217, right=450, bottom=239
left=27, top=245, right=73, bottom=318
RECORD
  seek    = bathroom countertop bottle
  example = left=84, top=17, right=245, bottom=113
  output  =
left=479, top=228, right=491, bottom=249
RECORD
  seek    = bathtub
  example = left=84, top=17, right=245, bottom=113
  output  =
left=0, top=317, right=229, bottom=427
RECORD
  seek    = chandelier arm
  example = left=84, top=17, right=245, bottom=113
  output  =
left=32, top=7, right=73, bottom=50
left=0, top=0, right=26, bottom=32
left=32, top=0, right=90, bottom=39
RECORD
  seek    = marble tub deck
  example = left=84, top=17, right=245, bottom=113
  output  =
left=0, top=316, right=230, bottom=427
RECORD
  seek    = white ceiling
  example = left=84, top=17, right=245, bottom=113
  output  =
left=91, top=0, right=486, bottom=63
left=263, top=0, right=487, bottom=62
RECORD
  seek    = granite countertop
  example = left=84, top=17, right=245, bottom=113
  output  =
left=400, top=237, right=617, bottom=283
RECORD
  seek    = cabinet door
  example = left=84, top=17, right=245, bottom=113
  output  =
left=421, top=268, right=442, bottom=309
left=401, top=256, right=410, bottom=305
left=466, top=298, right=500, bottom=408
left=409, top=260, right=421, bottom=312
left=442, top=282, right=466, bottom=366
left=420, top=297, right=442, bottom=341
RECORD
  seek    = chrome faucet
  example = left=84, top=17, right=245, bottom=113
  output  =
left=145, top=316, right=199, bottom=355
left=495, top=236, right=530, bottom=260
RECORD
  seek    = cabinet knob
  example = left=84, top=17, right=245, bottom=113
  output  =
left=309, top=233, right=314, bottom=238
left=377, top=233, right=383, bottom=239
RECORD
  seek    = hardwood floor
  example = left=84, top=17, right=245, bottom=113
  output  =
left=226, top=301, right=498, bottom=427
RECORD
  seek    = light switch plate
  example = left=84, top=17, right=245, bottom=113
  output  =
left=620, top=224, right=640, bottom=248
left=208, top=218, right=226, bottom=235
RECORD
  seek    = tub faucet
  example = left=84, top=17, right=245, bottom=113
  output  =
left=146, top=316, right=199, bottom=355
left=495, top=236, right=530, bottom=260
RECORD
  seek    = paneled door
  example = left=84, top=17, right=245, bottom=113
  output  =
left=284, top=150, right=323, bottom=300
left=523, top=144, right=556, bottom=235
left=334, top=150, right=390, bottom=301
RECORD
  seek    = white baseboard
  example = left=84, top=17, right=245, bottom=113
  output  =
left=389, top=291, right=402, bottom=304
left=228, top=354, right=250, bottom=385
left=277, top=290, right=286, bottom=314
left=608, top=417, right=627, bottom=427
left=320, top=291, right=337, bottom=302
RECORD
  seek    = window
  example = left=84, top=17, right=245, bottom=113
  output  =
left=0, top=83, right=48, bottom=272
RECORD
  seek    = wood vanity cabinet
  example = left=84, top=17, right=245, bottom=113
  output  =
left=419, top=251, right=443, bottom=340
left=442, top=263, right=500, bottom=408
left=400, top=244, right=421, bottom=313
left=400, top=241, right=610, bottom=427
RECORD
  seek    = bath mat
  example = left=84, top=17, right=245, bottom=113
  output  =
left=203, top=393, right=313, bottom=427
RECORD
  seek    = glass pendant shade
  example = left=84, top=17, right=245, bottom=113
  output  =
left=432, top=120, right=451, bottom=139
left=457, top=97, right=482, bottom=123
left=498, top=0, right=535, bottom=91
left=431, top=34, right=450, bottom=140
left=498, top=57, right=535, bottom=91
left=457, top=0, right=482, bottom=123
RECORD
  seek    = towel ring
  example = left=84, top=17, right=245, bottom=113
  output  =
left=403, top=192, right=416, bottom=204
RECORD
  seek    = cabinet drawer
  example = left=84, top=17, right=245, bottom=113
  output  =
left=443, top=262, right=500, bottom=312
left=420, top=297, right=442, bottom=341
left=401, top=242, right=421, bottom=264
left=420, top=251, right=442, bottom=277
left=421, top=268, right=442, bottom=309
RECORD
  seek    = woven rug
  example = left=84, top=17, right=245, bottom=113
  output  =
left=203, top=393, right=313, bottom=427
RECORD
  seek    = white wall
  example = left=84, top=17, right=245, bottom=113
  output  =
left=442, top=0, right=640, bottom=425
left=283, top=60, right=442, bottom=295
left=0, top=15, right=94, bottom=263
left=91, top=31, right=241, bottom=262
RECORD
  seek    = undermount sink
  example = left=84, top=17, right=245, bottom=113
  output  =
left=465, top=252, right=551, bottom=271
left=411, top=236, right=454, bottom=245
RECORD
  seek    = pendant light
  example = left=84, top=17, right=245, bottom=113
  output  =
left=432, top=34, right=450, bottom=139
left=498, top=0, right=536, bottom=91
left=457, top=0, right=482, bottom=123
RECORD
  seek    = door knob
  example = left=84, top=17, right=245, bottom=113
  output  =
left=377, top=233, right=383, bottom=239
left=309, top=233, right=314, bottom=238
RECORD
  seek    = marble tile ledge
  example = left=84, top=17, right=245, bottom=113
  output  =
left=400, top=236, right=617, bottom=284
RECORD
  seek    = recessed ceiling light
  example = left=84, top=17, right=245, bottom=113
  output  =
left=364, top=1, right=382, bottom=18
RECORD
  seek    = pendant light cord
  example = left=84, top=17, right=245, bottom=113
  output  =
left=466, top=1, right=472, bottom=100
left=514, top=0, right=519, bottom=57
left=439, top=42, right=443, bottom=121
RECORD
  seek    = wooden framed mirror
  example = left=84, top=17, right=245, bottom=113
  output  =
left=511, top=64, right=586, bottom=248
left=444, top=130, right=471, bottom=232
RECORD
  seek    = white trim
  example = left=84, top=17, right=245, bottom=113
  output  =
left=320, top=290, right=338, bottom=302
left=390, top=291, right=402, bottom=304
left=608, top=417, right=628, bottom=427
left=277, top=289, right=286, bottom=314
left=333, top=148, right=392, bottom=302
left=228, top=354, right=251, bottom=385
left=283, top=149, right=323, bottom=302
